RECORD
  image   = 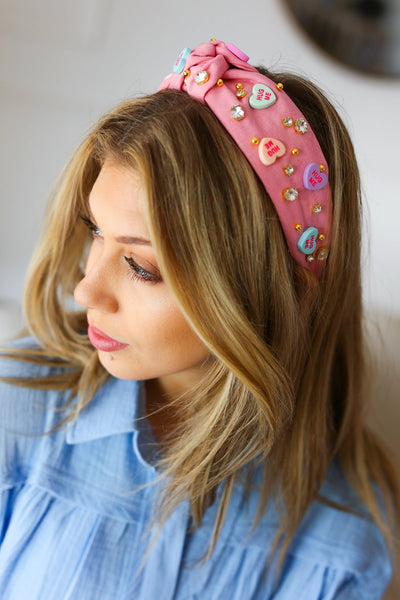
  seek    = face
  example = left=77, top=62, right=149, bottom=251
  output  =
left=74, top=159, right=210, bottom=397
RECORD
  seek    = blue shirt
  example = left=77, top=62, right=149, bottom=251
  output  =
left=0, top=338, right=392, bottom=599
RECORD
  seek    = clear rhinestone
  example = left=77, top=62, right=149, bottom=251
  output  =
left=312, top=204, right=322, bottom=214
left=230, top=105, right=245, bottom=120
left=283, top=187, right=298, bottom=201
left=294, top=118, right=308, bottom=134
left=283, top=117, right=293, bottom=127
left=284, top=164, right=294, bottom=175
left=236, top=88, right=246, bottom=98
left=194, top=70, right=209, bottom=84
left=317, top=248, right=329, bottom=261
left=306, top=254, right=315, bottom=262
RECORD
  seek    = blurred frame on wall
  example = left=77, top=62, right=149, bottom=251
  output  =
left=284, top=0, right=400, bottom=78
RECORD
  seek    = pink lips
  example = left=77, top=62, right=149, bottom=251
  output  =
left=88, top=324, right=128, bottom=352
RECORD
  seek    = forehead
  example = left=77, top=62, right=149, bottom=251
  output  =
left=89, top=159, right=147, bottom=222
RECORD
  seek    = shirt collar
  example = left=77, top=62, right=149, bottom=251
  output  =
left=66, top=376, right=146, bottom=444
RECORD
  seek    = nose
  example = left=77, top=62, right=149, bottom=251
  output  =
left=74, top=258, right=119, bottom=314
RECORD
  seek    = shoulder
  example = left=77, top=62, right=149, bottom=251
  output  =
left=223, top=463, right=392, bottom=599
left=0, top=336, right=74, bottom=487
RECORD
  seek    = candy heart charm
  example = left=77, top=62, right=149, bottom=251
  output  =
left=173, top=47, right=192, bottom=74
left=297, top=227, right=318, bottom=255
left=303, top=163, right=328, bottom=190
left=249, top=84, right=276, bottom=109
left=258, top=138, right=286, bottom=166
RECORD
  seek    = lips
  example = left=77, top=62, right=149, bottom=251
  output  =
left=88, top=324, right=128, bottom=352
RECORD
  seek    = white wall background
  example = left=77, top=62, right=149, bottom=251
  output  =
left=0, top=0, right=399, bottom=595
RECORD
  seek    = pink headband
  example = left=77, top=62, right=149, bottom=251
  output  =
left=158, top=40, right=332, bottom=277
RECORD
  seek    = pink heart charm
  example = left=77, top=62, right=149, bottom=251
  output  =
left=258, top=138, right=286, bottom=166
left=303, top=163, right=328, bottom=190
left=249, top=84, right=276, bottom=109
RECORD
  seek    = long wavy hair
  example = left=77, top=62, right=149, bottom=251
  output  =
left=3, top=68, right=399, bottom=568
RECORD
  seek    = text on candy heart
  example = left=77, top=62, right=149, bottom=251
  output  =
left=304, top=234, right=316, bottom=251
left=257, top=88, right=272, bottom=101
left=308, top=169, right=323, bottom=188
left=264, top=140, right=282, bottom=157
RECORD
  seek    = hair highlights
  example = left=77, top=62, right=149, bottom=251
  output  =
left=5, top=70, right=399, bottom=571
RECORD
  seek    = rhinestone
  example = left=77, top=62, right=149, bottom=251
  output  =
left=283, top=117, right=293, bottom=127
left=194, top=70, right=209, bottom=84
left=306, top=254, right=315, bottom=262
left=276, top=82, right=284, bottom=91
left=283, top=187, right=298, bottom=201
left=284, top=164, right=294, bottom=176
left=294, top=118, right=308, bottom=134
left=295, top=224, right=302, bottom=231
left=251, top=137, right=259, bottom=145
left=183, top=69, right=190, bottom=78
left=230, top=105, right=245, bottom=120
left=236, top=83, right=244, bottom=90
left=312, top=204, right=322, bottom=214
left=318, top=233, right=325, bottom=241
left=216, top=78, right=224, bottom=86
left=320, top=164, right=326, bottom=172
left=317, top=248, right=329, bottom=261
left=236, top=88, right=247, bottom=98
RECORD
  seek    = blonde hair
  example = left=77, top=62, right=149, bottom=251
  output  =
left=3, top=69, right=399, bottom=569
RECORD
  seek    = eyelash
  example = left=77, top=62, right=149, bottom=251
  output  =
left=79, top=213, right=160, bottom=284
left=80, top=214, right=103, bottom=238
left=123, top=256, right=161, bottom=284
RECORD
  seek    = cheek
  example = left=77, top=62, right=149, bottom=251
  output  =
left=139, top=294, right=208, bottom=360
left=160, top=305, right=207, bottom=358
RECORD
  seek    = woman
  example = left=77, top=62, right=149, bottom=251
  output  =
left=0, top=40, right=398, bottom=599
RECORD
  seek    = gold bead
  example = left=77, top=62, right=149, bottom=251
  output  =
left=318, top=233, right=325, bottom=241
left=295, top=224, right=302, bottom=231
left=276, top=82, right=284, bottom=91
left=291, top=148, right=299, bottom=156
left=210, top=38, right=216, bottom=41
left=236, top=83, right=244, bottom=90
left=319, top=164, right=326, bottom=172
left=217, top=78, right=224, bottom=86
left=251, top=137, right=259, bottom=145
left=183, top=69, right=190, bottom=78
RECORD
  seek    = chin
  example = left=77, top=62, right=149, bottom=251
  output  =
left=97, top=351, right=136, bottom=380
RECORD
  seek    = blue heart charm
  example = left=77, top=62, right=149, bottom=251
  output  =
left=297, top=227, right=318, bottom=255
left=173, top=47, right=192, bottom=74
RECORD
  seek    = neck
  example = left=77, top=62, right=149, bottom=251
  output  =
left=145, top=363, right=210, bottom=445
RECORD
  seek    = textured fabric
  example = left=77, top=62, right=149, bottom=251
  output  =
left=0, top=338, right=393, bottom=599
left=158, top=40, right=332, bottom=276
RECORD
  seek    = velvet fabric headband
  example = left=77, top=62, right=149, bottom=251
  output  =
left=158, top=40, right=332, bottom=277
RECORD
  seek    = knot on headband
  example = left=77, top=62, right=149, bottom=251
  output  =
left=158, top=40, right=332, bottom=276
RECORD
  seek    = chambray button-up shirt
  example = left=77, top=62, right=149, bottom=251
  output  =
left=0, top=338, right=393, bottom=599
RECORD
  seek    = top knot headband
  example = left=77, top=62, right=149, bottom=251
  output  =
left=158, top=40, right=332, bottom=277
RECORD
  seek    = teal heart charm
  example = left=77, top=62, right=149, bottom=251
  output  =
left=249, top=84, right=276, bottom=109
left=297, top=227, right=319, bottom=255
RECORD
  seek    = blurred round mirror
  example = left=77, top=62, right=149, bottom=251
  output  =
left=284, top=0, right=400, bottom=77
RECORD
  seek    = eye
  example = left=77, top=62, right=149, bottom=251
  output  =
left=80, top=214, right=103, bottom=238
left=124, top=256, right=161, bottom=284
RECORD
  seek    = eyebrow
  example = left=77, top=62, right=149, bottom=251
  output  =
left=86, top=200, right=152, bottom=246
left=114, top=235, right=152, bottom=246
